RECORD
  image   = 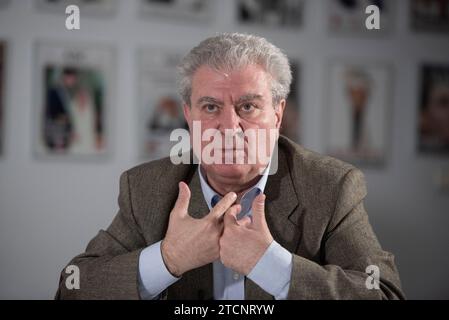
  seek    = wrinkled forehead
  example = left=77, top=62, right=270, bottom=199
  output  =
left=191, top=64, right=272, bottom=95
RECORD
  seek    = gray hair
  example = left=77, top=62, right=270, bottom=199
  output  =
left=177, top=33, right=292, bottom=106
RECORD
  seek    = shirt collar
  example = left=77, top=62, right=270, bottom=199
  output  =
left=198, top=163, right=270, bottom=220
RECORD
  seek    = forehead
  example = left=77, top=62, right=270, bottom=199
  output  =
left=191, top=64, right=271, bottom=98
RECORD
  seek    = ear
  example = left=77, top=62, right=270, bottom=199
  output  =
left=183, top=103, right=191, bottom=130
left=274, top=99, right=286, bottom=130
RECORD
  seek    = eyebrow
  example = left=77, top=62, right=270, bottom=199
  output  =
left=196, top=96, right=224, bottom=106
left=235, top=94, right=264, bottom=105
left=196, top=94, right=264, bottom=106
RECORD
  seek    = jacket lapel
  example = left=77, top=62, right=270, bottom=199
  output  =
left=245, top=147, right=303, bottom=300
left=188, top=168, right=210, bottom=219
left=167, top=167, right=214, bottom=300
left=264, top=148, right=302, bottom=253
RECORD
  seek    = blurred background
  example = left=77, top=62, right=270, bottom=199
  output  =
left=0, top=0, right=448, bottom=299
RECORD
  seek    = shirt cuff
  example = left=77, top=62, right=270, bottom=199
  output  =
left=247, top=240, right=293, bottom=300
left=138, top=240, right=180, bottom=300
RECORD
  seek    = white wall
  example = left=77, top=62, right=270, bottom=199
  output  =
left=0, top=0, right=448, bottom=299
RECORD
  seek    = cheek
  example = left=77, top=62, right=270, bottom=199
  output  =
left=188, top=118, right=220, bottom=145
left=243, top=110, right=278, bottom=130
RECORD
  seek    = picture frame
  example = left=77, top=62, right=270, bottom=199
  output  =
left=139, top=0, right=213, bottom=22
left=325, top=59, right=393, bottom=165
left=0, top=41, right=5, bottom=156
left=237, top=0, right=305, bottom=28
left=35, top=0, right=117, bottom=17
left=280, top=60, right=301, bottom=143
left=410, top=0, right=449, bottom=33
left=33, top=41, right=116, bottom=160
left=137, top=47, right=187, bottom=160
left=417, top=63, right=449, bottom=154
left=327, top=0, right=393, bottom=35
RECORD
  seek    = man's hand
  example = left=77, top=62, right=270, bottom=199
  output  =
left=161, top=182, right=237, bottom=277
left=219, top=194, right=274, bottom=275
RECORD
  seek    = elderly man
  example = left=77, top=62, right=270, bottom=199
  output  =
left=56, top=33, right=404, bottom=300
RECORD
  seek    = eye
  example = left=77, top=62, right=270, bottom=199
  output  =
left=203, top=104, right=219, bottom=113
left=239, top=103, right=255, bottom=113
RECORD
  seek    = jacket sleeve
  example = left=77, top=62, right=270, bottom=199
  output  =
left=287, top=169, right=405, bottom=300
left=55, top=172, right=147, bottom=299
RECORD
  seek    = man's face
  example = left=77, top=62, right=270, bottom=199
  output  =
left=183, top=64, right=285, bottom=187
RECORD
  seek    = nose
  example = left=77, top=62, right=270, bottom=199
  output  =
left=217, top=107, right=242, bottom=134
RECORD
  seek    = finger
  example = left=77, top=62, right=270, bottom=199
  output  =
left=251, top=193, right=266, bottom=228
left=209, top=192, right=237, bottom=220
left=223, top=204, right=241, bottom=227
left=172, top=181, right=191, bottom=218
left=237, top=215, right=252, bottom=227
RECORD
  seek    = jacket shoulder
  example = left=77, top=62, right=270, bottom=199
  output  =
left=278, top=136, right=366, bottom=215
left=279, top=136, right=358, bottom=182
left=124, top=156, right=193, bottom=194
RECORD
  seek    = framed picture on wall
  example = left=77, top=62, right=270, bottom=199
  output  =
left=140, top=0, right=212, bottom=22
left=237, top=0, right=305, bottom=28
left=280, top=60, right=301, bottom=143
left=328, top=0, right=393, bottom=34
left=33, top=42, right=115, bottom=159
left=418, top=64, right=449, bottom=154
left=137, top=48, right=187, bottom=160
left=0, top=42, right=5, bottom=156
left=35, top=0, right=117, bottom=16
left=410, top=0, right=449, bottom=33
left=325, top=60, right=393, bottom=165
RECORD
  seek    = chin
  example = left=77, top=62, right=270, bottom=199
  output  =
left=205, top=163, right=250, bottom=180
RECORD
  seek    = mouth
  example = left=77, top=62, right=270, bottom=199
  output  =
left=222, top=148, right=245, bottom=152
left=218, top=148, right=245, bottom=151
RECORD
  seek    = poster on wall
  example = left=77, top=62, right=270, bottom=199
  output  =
left=140, top=0, right=212, bottom=22
left=328, top=0, right=393, bottom=34
left=0, top=42, right=4, bottom=156
left=35, top=0, right=117, bottom=16
left=410, top=0, right=449, bottom=33
left=418, top=64, right=449, bottom=154
left=34, top=42, right=115, bottom=159
left=238, top=0, right=304, bottom=28
left=325, top=61, right=392, bottom=165
left=280, top=61, right=301, bottom=143
left=137, top=48, right=187, bottom=160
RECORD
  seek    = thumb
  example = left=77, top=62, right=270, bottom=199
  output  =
left=172, top=181, right=191, bottom=218
left=251, top=193, right=266, bottom=228
left=237, top=215, right=252, bottom=228
left=223, top=204, right=240, bottom=228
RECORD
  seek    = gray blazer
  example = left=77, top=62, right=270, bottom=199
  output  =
left=56, top=136, right=405, bottom=300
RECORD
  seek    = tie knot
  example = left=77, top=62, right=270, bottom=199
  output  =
left=211, top=194, right=221, bottom=208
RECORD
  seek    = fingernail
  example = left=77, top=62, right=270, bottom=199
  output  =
left=231, top=192, right=237, bottom=199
